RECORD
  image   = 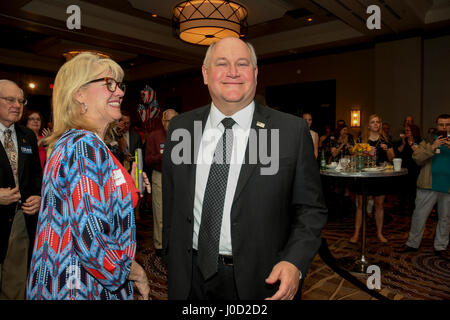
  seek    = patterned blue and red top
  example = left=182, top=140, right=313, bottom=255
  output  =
left=27, top=129, right=138, bottom=300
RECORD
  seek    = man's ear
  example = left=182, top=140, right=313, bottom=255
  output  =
left=202, top=65, right=208, bottom=85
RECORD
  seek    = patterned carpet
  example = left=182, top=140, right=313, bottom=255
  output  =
left=135, top=199, right=449, bottom=300
left=313, top=205, right=450, bottom=300
left=135, top=204, right=168, bottom=300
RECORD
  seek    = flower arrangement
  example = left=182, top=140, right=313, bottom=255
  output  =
left=352, top=143, right=372, bottom=154
left=353, top=143, right=373, bottom=171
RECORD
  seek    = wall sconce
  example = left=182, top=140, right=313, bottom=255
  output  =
left=350, top=110, right=360, bottom=127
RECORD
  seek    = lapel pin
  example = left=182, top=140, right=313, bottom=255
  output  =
left=256, top=121, right=265, bottom=128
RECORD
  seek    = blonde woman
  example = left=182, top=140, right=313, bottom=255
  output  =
left=26, top=52, right=150, bottom=300
left=350, top=114, right=394, bottom=244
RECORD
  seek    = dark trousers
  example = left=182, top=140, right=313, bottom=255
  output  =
left=188, top=251, right=239, bottom=300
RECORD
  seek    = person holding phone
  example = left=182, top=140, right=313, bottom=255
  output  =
left=398, top=114, right=450, bottom=258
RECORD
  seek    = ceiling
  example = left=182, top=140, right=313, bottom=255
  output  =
left=0, top=0, right=449, bottom=84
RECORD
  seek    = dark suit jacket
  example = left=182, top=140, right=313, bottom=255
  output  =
left=0, top=124, right=42, bottom=263
left=162, top=102, right=328, bottom=299
left=128, top=129, right=143, bottom=157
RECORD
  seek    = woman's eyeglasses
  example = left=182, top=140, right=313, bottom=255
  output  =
left=84, top=77, right=126, bottom=94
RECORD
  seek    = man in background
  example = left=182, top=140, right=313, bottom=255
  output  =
left=117, top=112, right=143, bottom=171
left=146, top=109, right=178, bottom=256
left=0, top=79, right=42, bottom=299
left=398, top=114, right=450, bottom=258
left=382, top=122, right=392, bottom=142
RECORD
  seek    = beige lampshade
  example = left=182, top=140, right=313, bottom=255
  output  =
left=63, top=50, right=110, bottom=61
left=173, top=0, right=248, bottom=46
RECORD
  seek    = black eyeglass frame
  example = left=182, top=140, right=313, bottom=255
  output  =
left=84, top=77, right=126, bottom=94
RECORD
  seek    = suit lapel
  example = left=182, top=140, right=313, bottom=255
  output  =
left=232, top=102, right=271, bottom=210
left=0, top=133, right=15, bottom=186
left=15, top=124, right=26, bottom=184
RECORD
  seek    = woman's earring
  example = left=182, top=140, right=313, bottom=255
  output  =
left=82, top=103, right=88, bottom=114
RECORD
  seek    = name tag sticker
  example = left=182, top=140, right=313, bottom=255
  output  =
left=112, top=169, right=126, bottom=186
left=21, top=146, right=32, bottom=154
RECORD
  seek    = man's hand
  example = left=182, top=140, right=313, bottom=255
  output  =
left=21, top=195, right=41, bottom=215
left=0, top=187, right=21, bottom=206
left=443, top=138, right=450, bottom=148
left=432, top=135, right=448, bottom=150
left=265, top=261, right=300, bottom=300
left=128, top=260, right=150, bottom=300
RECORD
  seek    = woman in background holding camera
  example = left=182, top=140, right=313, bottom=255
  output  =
left=330, top=124, right=355, bottom=162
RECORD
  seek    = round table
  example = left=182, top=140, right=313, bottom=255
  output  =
left=320, top=168, right=408, bottom=273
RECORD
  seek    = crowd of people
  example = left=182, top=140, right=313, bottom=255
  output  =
left=314, top=112, right=449, bottom=252
left=0, top=36, right=448, bottom=301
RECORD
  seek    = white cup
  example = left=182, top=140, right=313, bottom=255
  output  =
left=393, top=158, right=402, bottom=171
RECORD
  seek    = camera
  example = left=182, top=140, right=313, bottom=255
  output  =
left=436, top=130, right=448, bottom=139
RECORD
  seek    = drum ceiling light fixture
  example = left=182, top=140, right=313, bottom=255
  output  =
left=62, top=50, right=110, bottom=61
left=172, top=0, right=248, bottom=46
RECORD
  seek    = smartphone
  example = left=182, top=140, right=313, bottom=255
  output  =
left=436, top=130, right=447, bottom=138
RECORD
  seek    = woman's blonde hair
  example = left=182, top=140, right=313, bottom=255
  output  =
left=46, top=52, right=124, bottom=148
left=363, top=114, right=389, bottom=142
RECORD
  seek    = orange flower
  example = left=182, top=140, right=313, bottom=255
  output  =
left=353, top=143, right=372, bottom=153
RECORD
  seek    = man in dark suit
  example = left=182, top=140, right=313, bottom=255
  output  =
left=114, top=112, right=143, bottom=170
left=0, top=80, right=42, bottom=299
left=162, top=38, right=327, bottom=300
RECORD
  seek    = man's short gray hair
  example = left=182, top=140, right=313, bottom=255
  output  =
left=0, top=79, right=24, bottom=96
left=202, top=39, right=258, bottom=69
